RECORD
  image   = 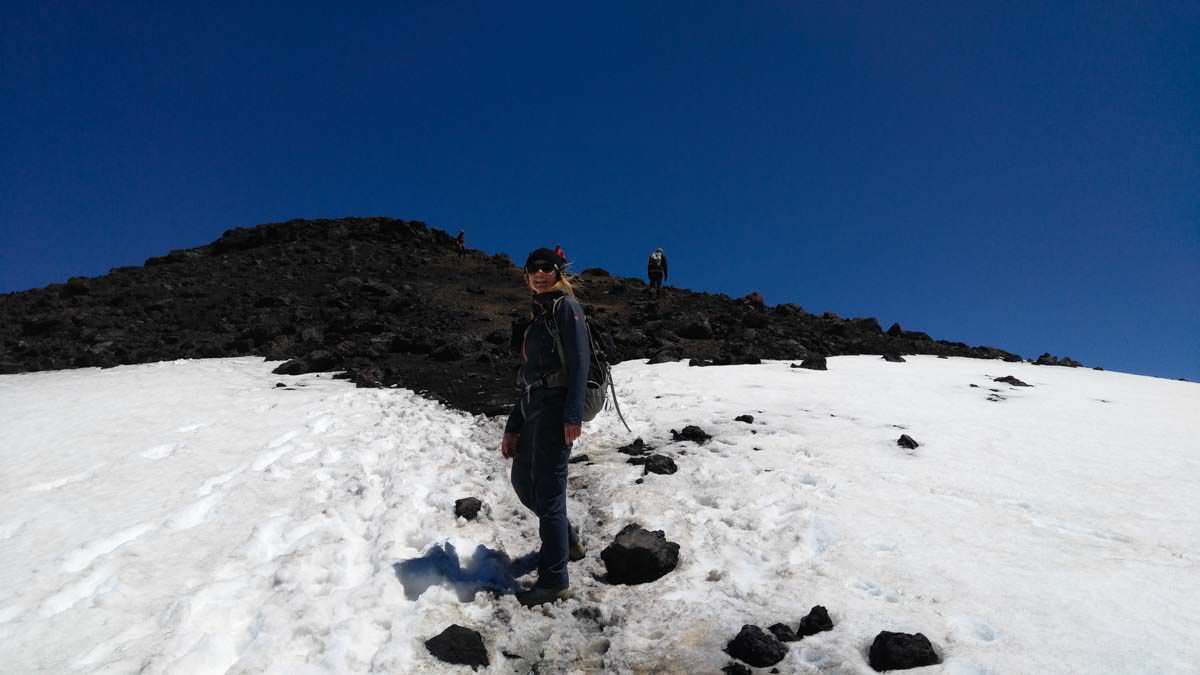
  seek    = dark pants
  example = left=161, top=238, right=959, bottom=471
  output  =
left=648, top=273, right=663, bottom=294
left=510, top=387, right=577, bottom=590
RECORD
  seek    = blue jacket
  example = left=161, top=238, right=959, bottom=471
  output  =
left=505, top=291, right=591, bottom=430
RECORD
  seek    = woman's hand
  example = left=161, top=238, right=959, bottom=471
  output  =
left=563, top=423, right=581, bottom=446
left=501, top=432, right=519, bottom=459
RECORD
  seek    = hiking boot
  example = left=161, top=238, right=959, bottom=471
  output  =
left=516, top=585, right=570, bottom=607
left=569, top=540, right=586, bottom=562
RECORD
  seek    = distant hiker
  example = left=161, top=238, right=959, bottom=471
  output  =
left=554, top=243, right=567, bottom=262
left=647, top=247, right=668, bottom=297
left=743, top=291, right=764, bottom=310
left=456, top=230, right=466, bottom=259
left=500, top=247, right=589, bottom=607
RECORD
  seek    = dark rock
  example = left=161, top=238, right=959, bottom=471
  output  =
left=581, top=267, right=610, bottom=277
left=675, top=316, right=714, bottom=339
left=600, top=524, right=679, bottom=584
left=722, top=663, right=752, bottom=675
left=886, top=322, right=903, bottom=336
left=734, top=414, right=754, bottom=423
left=648, top=350, right=681, bottom=364
left=882, top=353, right=906, bottom=363
left=568, top=454, right=589, bottom=464
left=868, top=631, right=940, bottom=671
left=768, top=622, right=799, bottom=642
left=1034, top=352, right=1082, bottom=367
left=795, top=356, right=827, bottom=371
left=272, top=358, right=308, bottom=375
left=618, top=438, right=652, bottom=455
left=897, top=434, right=920, bottom=450
left=425, top=624, right=489, bottom=669
left=688, top=358, right=714, bottom=367
left=994, top=375, right=1031, bottom=387
left=725, top=625, right=787, bottom=668
left=671, top=425, right=712, bottom=444
left=627, top=454, right=678, bottom=475
left=797, top=605, right=834, bottom=636
left=430, top=342, right=464, bottom=362
left=454, top=497, right=482, bottom=520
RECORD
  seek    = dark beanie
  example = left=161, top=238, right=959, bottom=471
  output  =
left=524, top=247, right=564, bottom=270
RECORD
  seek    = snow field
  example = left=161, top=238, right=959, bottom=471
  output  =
left=0, top=355, right=1197, bottom=673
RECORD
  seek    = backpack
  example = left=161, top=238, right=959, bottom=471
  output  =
left=543, top=297, right=631, bottom=431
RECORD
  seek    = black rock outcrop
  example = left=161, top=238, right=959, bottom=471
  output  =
left=0, top=216, right=1027, bottom=414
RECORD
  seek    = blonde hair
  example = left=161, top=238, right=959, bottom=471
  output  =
left=553, top=267, right=576, bottom=296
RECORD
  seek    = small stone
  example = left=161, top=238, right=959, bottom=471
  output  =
left=618, top=438, right=652, bottom=455
left=734, top=414, right=754, bottom=423
left=768, top=622, right=799, bottom=642
left=797, top=605, right=834, bottom=636
left=882, top=353, right=906, bottom=363
left=795, top=356, right=827, bottom=370
left=454, top=497, right=482, bottom=520
left=897, top=434, right=919, bottom=450
left=568, top=454, right=589, bottom=464
left=627, top=453, right=678, bottom=475
left=671, top=425, right=712, bottom=444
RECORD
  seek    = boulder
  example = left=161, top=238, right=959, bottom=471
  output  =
left=671, top=425, right=712, bottom=444
left=734, top=414, right=754, bottom=424
left=600, top=524, right=679, bottom=584
left=454, top=497, right=482, bottom=520
left=768, top=623, right=799, bottom=643
left=794, top=356, right=827, bottom=371
left=725, top=624, right=787, bottom=668
left=675, top=316, right=714, bottom=339
left=994, top=375, right=1031, bottom=387
left=868, top=631, right=940, bottom=671
left=882, top=353, right=906, bottom=363
left=797, top=605, right=834, bottom=636
left=897, top=434, right=920, bottom=450
left=627, top=454, right=678, bottom=475
left=425, top=624, right=489, bottom=670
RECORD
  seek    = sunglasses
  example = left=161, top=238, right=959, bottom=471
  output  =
left=525, top=262, right=558, bottom=274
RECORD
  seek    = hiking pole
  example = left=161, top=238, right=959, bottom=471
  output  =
left=607, top=365, right=632, bottom=433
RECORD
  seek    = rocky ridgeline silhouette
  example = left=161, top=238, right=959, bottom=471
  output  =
left=0, top=217, right=1028, bottom=414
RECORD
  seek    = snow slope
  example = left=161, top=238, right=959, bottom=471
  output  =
left=1, top=356, right=1196, bottom=674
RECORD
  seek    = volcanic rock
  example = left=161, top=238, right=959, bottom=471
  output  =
left=768, top=623, right=799, bottom=642
left=627, top=453, right=677, bottom=475
left=721, top=664, right=752, bottom=675
left=795, top=356, right=827, bottom=371
left=994, top=375, right=1031, bottom=387
left=734, top=414, right=754, bottom=423
left=671, top=425, right=712, bottom=444
left=0, top=216, right=1029, bottom=416
left=454, top=497, right=483, bottom=520
left=618, top=438, right=652, bottom=456
left=882, top=353, right=906, bottom=363
left=868, top=631, right=940, bottom=671
left=897, top=434, right=920, bottom=450
left=1035, top=352, right=1082, bottom=367
left=797, top=605, right=834, bottom=636
left=425, top=624, right=489, bottom=669
left=600, top=524, right=679, bottom=584
left=725, top=625, right=787, bottom=668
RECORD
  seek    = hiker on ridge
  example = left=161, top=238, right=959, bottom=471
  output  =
left=647, top=247, right=668, bottom=297
left=500, top=247, right=589, bottom=607
left=456, top=230, right=466, bottom=259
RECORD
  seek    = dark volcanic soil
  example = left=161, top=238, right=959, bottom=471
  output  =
left=0, top=217, right=1022, bottom=415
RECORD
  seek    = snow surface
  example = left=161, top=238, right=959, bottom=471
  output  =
left=1, top=355, right=1197, bottom=674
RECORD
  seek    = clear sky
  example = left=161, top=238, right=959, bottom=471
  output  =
left=2, top=2, right=1197, bottom=380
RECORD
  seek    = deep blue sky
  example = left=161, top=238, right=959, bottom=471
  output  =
left=3, top=2, right=1197, bottom=380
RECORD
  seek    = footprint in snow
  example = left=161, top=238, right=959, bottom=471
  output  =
left=848, top=577, right=900, bottom=602
left=175, top=422, right=208, bottom=433
left=165, top=494, right=223, bottom=531
left=28, top=468, right=99, bottom=493
left=140, top=443, right=177, bottom=460
left=947, top=615, right=999, bottom=644
left=61, top=522, right=157, bottom=573
left=40, top=565, right=118, bottom=618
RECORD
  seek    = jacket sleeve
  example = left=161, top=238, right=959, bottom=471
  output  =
left=556, top=297, right=592, bottom=424
left=662, top=255, right=668, bottom=279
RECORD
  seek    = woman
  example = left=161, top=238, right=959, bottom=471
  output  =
left=501, top=247, right=590, bottom=607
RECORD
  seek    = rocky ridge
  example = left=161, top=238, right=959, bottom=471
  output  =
left=0, top=217, right=1031, bottom=415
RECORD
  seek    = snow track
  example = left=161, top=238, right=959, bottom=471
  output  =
left=1, top=356, right=1197, bottom=673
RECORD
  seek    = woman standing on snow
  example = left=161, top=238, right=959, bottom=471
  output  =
left=501, top=247, right=589, bottom=607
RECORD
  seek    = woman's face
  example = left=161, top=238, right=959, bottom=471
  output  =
left=525, top=263, right=558, bottom=294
